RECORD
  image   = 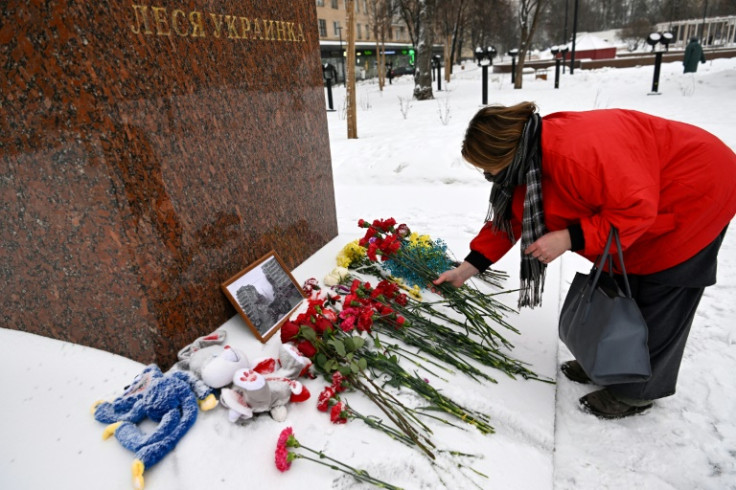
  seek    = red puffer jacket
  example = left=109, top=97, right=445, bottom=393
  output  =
left=470, top=109, right=736, bottom=274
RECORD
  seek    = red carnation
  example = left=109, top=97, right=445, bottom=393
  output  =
left=331, top=372, right=348, bottom=393
left=330, top=401, right=348, bottom=424
left=322, top=309, right=338, bottom=322
left=275, top=427, right=295, bottom=472
left=317, top=386, right=335, bottom=412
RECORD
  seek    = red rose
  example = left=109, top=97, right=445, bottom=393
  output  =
left=280, top=321, right=300, bottom=342
left=314, top=317, right=333, bottom=335
left=396, top=294, right=408, bottom=306
left=296, top=339, right=317, bottom=358
left=330, top=401, right=348, bottom=424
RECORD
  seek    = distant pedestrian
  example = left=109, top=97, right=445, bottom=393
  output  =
left=683, top=37, right=706, bottom=73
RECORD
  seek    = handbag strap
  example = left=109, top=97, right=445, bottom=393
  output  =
left=590, top=227, right=633, bottom=298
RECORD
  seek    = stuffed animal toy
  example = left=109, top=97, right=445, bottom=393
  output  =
left=219, top=342, right=312, bottom=423
left=92, top=365, right=217, bottom=490
left=175, top=328, right=229, bottom=380
left=173, top=328, right=312, bottom=422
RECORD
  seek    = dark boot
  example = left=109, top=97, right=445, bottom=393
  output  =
left=560, top=360, right=592, bottom=384
left=580, top=389, right=653, bottom=419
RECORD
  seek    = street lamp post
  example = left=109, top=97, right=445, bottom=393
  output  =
left=570, top=0, right=579, bottom=74
left=701, top=0, right=709, bottom=42
left=432, top=54, right=442, bottom=91
left=336, top=25, right=345, bottom=86
left=507, top=48, right=518, bottom=85
left=550, top=46, right=561, bottom=89
left=475, top=46, right=496, bottom=105
left=646, top=32, right=672, bottom=94
left=322, top=63, right=337, bottom=111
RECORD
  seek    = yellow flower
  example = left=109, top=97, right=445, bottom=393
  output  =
left=390, top=276, right=423, bottom=300
left=336, top=240, right=366, bottom=268
left=408, top=232, right=432, bottom=248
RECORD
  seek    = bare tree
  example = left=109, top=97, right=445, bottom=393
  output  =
left=397, top=0, right=421, bottom=48
left=436, top=0, right=467, bottom=79
left=465, top=0, right=517, bottom=59
left=346, top=0, right=358, bottom=138
left=413, top=0, right=436, bottom=100
left=620, top=18, right=652, bottom=51
left=369, top=0, right=396, bottom=90
left=514, top=0, right=548, bottom=89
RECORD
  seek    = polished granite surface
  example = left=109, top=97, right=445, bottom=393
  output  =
left=0, top=1, right=337, bottom=366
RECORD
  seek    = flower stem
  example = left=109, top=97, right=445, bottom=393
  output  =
left=295, top=451, right=403, bottom=490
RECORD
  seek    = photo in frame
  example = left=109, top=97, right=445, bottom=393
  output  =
left=221, top=251, right=306, bottom=343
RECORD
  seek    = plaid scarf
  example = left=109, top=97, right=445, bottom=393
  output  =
left=484, top=114, right=546, bottom=308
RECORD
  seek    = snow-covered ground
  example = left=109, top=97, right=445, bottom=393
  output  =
left=2, top=57, right=735, bottom=490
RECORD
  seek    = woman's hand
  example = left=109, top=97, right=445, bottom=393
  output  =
left=524, top=229, right=572, bottom=264
left=433, top=261, right=479, bottom=288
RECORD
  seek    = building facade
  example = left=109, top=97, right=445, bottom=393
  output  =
left=315, top=0, right=415, bottom=82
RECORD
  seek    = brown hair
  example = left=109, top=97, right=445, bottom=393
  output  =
left=461, top=101, right=538, bottom=173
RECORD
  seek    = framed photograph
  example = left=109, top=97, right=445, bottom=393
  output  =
left=221, top=251, right=306, bottom=343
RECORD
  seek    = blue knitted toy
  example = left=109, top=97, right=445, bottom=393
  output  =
left=92, top=365, right=217, bottom=489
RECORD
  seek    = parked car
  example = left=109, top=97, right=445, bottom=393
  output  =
left=390, top=65, right=416, bottom=77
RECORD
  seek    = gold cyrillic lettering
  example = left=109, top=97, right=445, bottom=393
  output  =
left=239, top=17, right=251, bottom=39
left=172, top=10, right=189, bottom=37
left=130, top=5, right=153, bottom=35
left=151, top=7, right=171, bottom=36
left=263, top=19, right=275, bottom=41
left=252, top=19, right=263, bottom=40
left=189, top=11, right=205, bottom=37
left=210, top=13, right=224, bottom=38
left=275, top=21, right=286, bottom=41
left=287, top=22, right=297, bottom=42
left=132, top=10, right=302, bottom=43
left=225, top=15, right=240, bottom=39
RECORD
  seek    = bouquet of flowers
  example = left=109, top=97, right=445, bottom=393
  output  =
left=277, top=217, right=548, bottom=480
left=341, top=217, right=547, bottom=382
left=281, top=280, right=494, bottom=460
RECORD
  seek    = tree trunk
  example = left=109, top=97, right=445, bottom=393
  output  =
left=413, top=0, right=435, bottom=100
left=514, top=0, right=547, bottom=89
left=376, top=38, right=385, bottom=90
left=346, top=0, right=358, bottom=138
left=444, top=34, right=451, bottom=82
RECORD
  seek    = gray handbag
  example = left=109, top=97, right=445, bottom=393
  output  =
left=559, top=227, right=652, bottom=385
